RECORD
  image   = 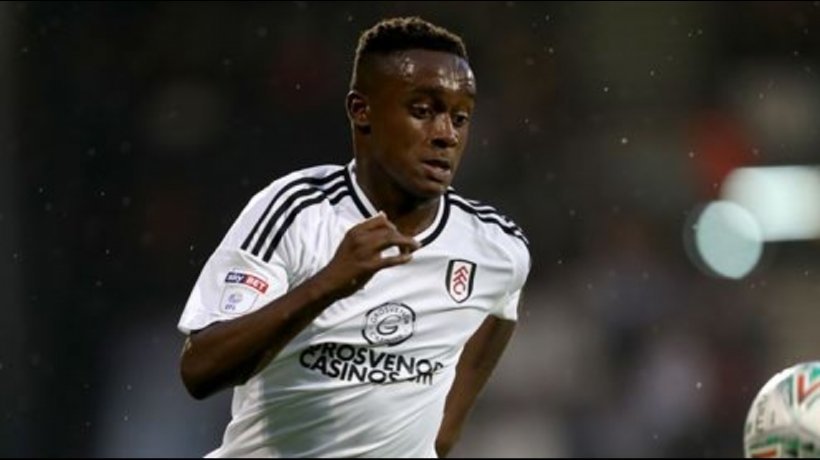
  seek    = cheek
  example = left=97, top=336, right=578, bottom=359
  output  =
left=383, top=118, right=426, bottom=148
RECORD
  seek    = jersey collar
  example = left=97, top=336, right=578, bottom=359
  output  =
left=346, top=161, right=449, bottom=248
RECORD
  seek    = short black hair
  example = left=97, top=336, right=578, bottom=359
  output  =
left=351, top=17, right=468, bottom=90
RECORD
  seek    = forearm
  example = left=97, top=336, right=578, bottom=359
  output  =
left=436, top=317, right=516, bottom=457
left=180, top=269, right=345, bottom=399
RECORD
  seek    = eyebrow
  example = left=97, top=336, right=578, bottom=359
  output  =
left=410, top=84, right=477, bottom=101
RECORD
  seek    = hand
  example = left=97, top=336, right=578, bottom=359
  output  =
left=317, top=212, right=420, bottom=298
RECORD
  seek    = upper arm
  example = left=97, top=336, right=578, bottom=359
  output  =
left=491, top=236, right=531, bottom=321
left=177, top=182, right=301, bottom=335
left=458, top=315, right=516, bottom=373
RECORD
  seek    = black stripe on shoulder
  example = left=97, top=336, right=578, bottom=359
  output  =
left=241, top=168, right=346, bottom=254
left=251, top=177, right=346, bottom=258
left=449, top=196, right=529, bottom=246
left=262, top=191, right=335, bottom=262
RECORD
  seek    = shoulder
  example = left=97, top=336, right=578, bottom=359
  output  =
left=447, top=191, right=531, bottom=274
left=233, top=164, right=348, bottom=262
left=255, top=164, right=348, bottom=205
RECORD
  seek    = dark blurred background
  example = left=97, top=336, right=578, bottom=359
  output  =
left=2, top=1, right=819, bottom=457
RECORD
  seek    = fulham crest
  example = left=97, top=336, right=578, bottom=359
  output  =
left=446, top=259, right=476, bottom=303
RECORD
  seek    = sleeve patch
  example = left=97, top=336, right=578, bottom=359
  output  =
left=219, top=286, right=259, bottom=315
left=225, top=271, right=269, bottom=294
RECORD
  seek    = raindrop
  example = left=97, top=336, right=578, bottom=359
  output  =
left=649, top=69, right=656, bottom=77
left=556, top=259, right=563, bottom=265
left=688, top=151, right=695, bottom=158
left=255, top=26, right=268, bottom=38
left=295, top=83, right=301, bottom=91
left=126, top=384, right=133, bottom=391
left=87, top=147, right=96, bottom=157
left=603, top=86, right=609, bottom=93
left=544, top=14, right=550, bottom=21
left=20, top=46, right=28, bottom=54
left=620, top=137, right=629, bottom=145
left=189, top=245, right=195, bottom=252
left=95, top=280, right=103, bottom=288
left=123, top=415, right=129, bottom=422
left=105, top=249, right=111, bottom=256
left=696, top=381, right=703, bottom=390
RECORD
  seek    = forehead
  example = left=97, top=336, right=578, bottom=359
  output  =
left=375, top=49, right=476, bottom=96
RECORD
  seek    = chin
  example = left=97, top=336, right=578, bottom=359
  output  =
left=412, top=181, right=448, bottom=200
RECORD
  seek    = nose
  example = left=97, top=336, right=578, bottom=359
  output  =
left=431, top=114, right=458, bottom=149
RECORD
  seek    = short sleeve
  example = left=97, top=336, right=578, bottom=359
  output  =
left=177, top=184, right=296, bottom=335
left=491, top=238, right=531, bottom=322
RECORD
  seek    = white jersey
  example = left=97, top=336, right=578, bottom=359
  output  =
left=178, top=161, right=530, bottom=458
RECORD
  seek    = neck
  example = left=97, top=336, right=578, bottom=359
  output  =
left=353, top=157, right=440, bottom=237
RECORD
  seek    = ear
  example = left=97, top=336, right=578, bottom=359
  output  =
left=346, top=91, right=371, bottom=134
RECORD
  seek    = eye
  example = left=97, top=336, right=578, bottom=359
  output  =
left=452, top=113, right=470, bottom=128
left=410, top=105, right=433, bottom=119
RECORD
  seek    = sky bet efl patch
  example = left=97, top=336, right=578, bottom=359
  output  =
left=219, top=270, right=269, bottom=315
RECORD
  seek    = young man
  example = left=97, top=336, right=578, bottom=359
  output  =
left=178, top=17, right=530, bottom=458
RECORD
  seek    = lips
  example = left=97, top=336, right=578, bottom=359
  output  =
left=421, top=158, right=452, bottom=183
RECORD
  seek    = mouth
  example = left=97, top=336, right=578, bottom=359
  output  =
left=420, top=158, right=453, bottom=183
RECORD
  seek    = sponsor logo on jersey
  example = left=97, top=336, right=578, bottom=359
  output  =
left=362, top=303, right=416, bottom=346
left=446, top=259, right=476, bottom=303
left=225, top=271, right=268, bottom=294
left=299, top=342, right=444, bottom=386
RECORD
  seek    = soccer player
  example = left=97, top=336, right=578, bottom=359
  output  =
left=178, top=16, right=531, bottom=458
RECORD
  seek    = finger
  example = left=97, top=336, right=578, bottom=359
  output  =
left=375, top=252, right=414, bottom=269
left=354, top=211, right=389, bottom=231
left=368, top=228, right=420, bottom=253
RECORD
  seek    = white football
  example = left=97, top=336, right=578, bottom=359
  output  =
left=744, top=361, right=820, bottom=458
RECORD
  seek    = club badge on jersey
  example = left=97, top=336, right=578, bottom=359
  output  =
left=446, top=259, right=476, bottom=303
left=219, top=270, right=269, bottom=315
